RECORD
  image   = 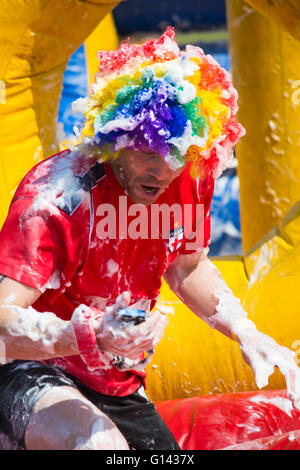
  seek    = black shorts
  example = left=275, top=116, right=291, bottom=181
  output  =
left=0, top=360, right=180, bottom=451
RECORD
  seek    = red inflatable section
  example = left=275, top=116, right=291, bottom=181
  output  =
left=155, top=389, right=300, bottom=450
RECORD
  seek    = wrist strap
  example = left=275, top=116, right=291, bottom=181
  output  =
left=71, top=305, right=109, bottom=371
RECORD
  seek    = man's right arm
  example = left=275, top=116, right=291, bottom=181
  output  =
left=0, top=275, right=79, bottom=362
left=0, top=276, right=168, bottom=367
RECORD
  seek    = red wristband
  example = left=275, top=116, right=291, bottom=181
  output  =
left=71, top=305, right=109, bottom=371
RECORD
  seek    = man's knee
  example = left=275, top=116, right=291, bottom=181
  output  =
left=75, top=416, right=129, bottom=450
left=24, top=386, right=129, bottom=450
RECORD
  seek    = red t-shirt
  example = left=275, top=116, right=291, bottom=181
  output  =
left=0, top=148, right=214, bottom=396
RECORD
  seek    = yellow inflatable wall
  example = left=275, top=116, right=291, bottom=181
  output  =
left=0, top=0, right=119, bottom=228
left=226, top=0, right=300, bottom=253
left=244, top=0, right=300, bottom=43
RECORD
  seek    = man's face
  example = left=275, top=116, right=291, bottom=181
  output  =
left=110, top=148, right=185, bottom=205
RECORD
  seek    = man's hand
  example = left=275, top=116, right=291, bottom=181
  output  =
left=237, top=328, right=300, bottom=410
left=95, top=293, right=168, bottom=365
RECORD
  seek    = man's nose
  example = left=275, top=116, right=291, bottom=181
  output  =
left=148, top=156, right=172, bottom=181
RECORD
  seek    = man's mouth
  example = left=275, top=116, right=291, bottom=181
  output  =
left=141, top=184, right=160, bottom=196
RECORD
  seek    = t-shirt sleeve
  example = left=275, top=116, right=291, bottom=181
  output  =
left=179, top=176, right=215, bottom=255
left=0, top=195, right=87, bottom=292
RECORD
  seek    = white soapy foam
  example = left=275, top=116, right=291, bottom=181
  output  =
left=72, top=96, right=93, bottom=115
left=223, top=440, right=265, bottom=451
left=204, top=262, right=300, bottom=396
left=250, top=394, right=294, bottom=417
left=155, top=303, right=174, bottom=316
left=97, top=293, right=166, bottom=371
left=233, top=4, right=255, bottom=28
left=3, top=294, right=16, bottom=304
left=168, top=120, right=208, bottom=157
left=238, top=326, right=300, bottom=401
left=98, top=116, right=139, bottom=135
left=164, top=153, right=184, bottom=171
left=40, top=270, right=61, bottom=293
left=29, top=150, right=86, bottom=217
left=236, top=423, right=261, bottom=434
left=104, top=259, right=119, bottom=278
left=268, top=120, right=277, bottom=132
left=71, top=304, right=113, bottom=371
left=0, top=304, right=66, bottom=350
left=81, top=295, right=109, bottom=310
left=209, top=282, right=256, bottom=335
left=248, top=242, right=277, bottom=287
left=162, top=59, right=197, bottom=104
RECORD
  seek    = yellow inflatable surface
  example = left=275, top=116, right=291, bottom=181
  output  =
left=226, top=0, right=300, bottom=253
left=244, top=0, right=300, bottom=42
left=0, top=0, right=119, bottom=228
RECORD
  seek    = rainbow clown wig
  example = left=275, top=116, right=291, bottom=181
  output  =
left=73, top=27, right=245, bottom=180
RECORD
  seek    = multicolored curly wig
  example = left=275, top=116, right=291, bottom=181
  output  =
left=73, top=27, right=245, bottom=179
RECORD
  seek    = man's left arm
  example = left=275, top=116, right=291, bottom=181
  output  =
left=163, top=250, right=300, bottom=409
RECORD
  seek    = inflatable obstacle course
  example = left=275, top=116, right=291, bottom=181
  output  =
left=1, top=0, right=300, bottom=450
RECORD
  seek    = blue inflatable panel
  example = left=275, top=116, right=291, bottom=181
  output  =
left=211, top=52, right=230, bottom=70
left=209, top=167, right=242, bottom=256
left=58, top=44, right=88, bottom=137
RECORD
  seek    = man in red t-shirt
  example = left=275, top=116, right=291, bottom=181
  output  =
left=0, top=29, right=300, bottom=450
left=0, top=145, right=214, bottom=450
